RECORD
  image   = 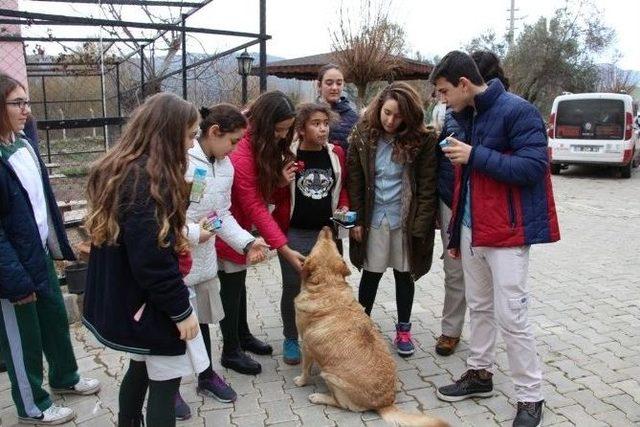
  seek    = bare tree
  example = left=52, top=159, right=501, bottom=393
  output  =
left=597, top=53, right=639, bottom=94
left=329, top=0, right=405, bottom=107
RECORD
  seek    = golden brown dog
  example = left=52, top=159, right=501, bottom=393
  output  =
left=293, top=227, right=448, bottom=427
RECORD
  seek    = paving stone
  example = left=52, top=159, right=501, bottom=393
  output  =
left=202, top=408, right=233, bottom=426
left=565, top=390, right=616, bottom=415
left=477, top=394, right=514, bottom=422
left=292, top=404, right=334, bottom=426
left=545, top=370, right=581, bottom=394
left=541, top=385, right=577, bottom=409
left=610, top=379, right=640, bottom=404
left=405, top=387, right=449, bottom=411
left=231, top=392, right=265, bottom=418
left=575, top=375, right=624, bottom=399
left=325, top=410, right=367, bottom=426
left=460, top=411, right=496, bottom=426
left=76, top=411, right=115, bottom=427
left=256, top=380, right=287, bottom=404
left=555, top=404, right=608, bottom=426
left=593, top=409, right=635, bottom=427
left=603, top=394, right=640, bottom=422
left=397, top=368, right=429, bottom=391
left=233, top=414, right=268, bottom=427
left=550, top=359, right=591, bottom=380
left=261, top=399, right=299, bottom=425
left=424, top=405, right=466, bottom=426
left=581, top=363, right=629, bottom=384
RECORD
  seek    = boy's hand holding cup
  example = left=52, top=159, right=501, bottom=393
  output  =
left=441, top=133, right=472, bottom=165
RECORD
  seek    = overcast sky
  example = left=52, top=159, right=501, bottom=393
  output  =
left=191, top=0, right=639, bottom=70
left=18, top=0, right=640, bottom=70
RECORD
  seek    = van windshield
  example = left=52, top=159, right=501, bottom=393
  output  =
left=556, top=99, right=625, bottom=140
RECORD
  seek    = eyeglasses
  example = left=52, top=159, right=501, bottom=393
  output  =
left=6, top=99, right=32, bottom=111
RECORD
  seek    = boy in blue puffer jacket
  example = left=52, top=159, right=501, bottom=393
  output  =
left=430, top=52, right=560, bottom=427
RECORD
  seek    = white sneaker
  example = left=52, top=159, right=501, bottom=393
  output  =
left=18, top=404, right=76, bottom=425
left=51, top=377, right=101, bottom=395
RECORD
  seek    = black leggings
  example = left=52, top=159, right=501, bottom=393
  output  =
left=358, top=269, right=415, bottom=323
left=218, top=269, right=251, bottom=353
left=118, top=360, right=181, bottom=427
left=198, top=323, right=214, bottom=380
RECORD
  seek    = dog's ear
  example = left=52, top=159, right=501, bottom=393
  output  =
left=340, top=259, right=351, bottom=277
left=301, top=256, right=315, bottom=281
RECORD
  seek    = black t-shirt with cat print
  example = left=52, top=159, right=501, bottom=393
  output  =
left=290, top=148, right=335, bottom=230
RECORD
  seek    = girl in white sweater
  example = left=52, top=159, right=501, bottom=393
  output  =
left=176, top=104, right=268, bottom=416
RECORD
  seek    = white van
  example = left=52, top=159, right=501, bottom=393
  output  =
left=547, top=93, right=639, bottom=178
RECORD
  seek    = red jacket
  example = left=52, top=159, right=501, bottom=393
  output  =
left=216, top=130, right=289, bottom=264
left=178, top=250, right=193, bottom=277
left=271, top=141, right=349, bottom=234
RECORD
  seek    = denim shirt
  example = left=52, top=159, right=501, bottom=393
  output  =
left=371, top=136, right=403, bottom=230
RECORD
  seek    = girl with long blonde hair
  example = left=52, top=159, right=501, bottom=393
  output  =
left=83, top=92, right=207, bottom=427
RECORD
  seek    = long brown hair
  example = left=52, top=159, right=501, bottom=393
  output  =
left=362, top=82, right=428, bottom=163
left=245, top=90, right=296, bottom=200
left=0, top=74, right=26, bottom=138
left=85, top=92, right=199, bottom=251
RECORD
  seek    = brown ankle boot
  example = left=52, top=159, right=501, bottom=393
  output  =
left=435, top=334, right=460, bottom=356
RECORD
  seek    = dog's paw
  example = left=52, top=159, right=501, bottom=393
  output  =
left=293, top=375, right=307, bottom=387
left=308, top=393, right=324, bottom=404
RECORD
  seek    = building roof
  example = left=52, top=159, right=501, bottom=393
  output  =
left=251, top=51, right=433, bottom=81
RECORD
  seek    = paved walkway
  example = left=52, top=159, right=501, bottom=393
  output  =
left=2, top=166, right=639, bottom=426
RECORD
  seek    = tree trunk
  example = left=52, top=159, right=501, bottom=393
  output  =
left=356, top=82, right=368, bottom=109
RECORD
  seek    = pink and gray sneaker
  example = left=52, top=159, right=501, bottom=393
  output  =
left=394, top=322, right=415, bottom=357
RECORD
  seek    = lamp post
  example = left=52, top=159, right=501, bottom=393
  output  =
left=237, top=49, right=254, bottom=105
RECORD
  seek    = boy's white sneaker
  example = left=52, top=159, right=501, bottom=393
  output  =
left=51, top=377, right=101, bottom=395
left=18, top=404, right=76, bottom=425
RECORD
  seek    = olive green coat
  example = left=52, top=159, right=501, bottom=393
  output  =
left=347, top=124, right=438, bottom=280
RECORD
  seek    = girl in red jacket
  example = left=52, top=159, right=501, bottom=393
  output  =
left=271, top=102, right=349, bottom=365
left=215, top=91, right=305, bottom=375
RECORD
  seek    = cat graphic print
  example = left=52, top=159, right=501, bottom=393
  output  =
left=297, top=168, right=334, bottom=200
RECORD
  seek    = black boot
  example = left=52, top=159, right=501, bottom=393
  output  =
left=240, top=335, right=273, bottom=355
left=117, top=413, right=144, bottom=427
left=221, top=348, right=262, bottom=375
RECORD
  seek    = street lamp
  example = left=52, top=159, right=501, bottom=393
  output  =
left=237, top=50, right=254, bottom=105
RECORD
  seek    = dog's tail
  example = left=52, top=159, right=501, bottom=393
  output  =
left=377, top=405, right=449, bottom=427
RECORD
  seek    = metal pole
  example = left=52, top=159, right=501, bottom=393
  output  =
left=242, top=75, right=248, bottom=105
left=508, top=0, right=515, bottom=48
left=259, top=0, right=267, bottom=92
left=140, top=44, right=145, bottom=99
left=116, top=63, right=121, bottom=117
left=41, top=76, right=51, bottom=163
left=100, top=70, right=108, bottom=150
left=182, top=13, right=187, bottom=100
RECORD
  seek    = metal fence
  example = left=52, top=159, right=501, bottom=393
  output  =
left=0, top=0, right=269, bottom=166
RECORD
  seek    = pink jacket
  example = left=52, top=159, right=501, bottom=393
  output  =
left=216, top=129, right=288, bottom=264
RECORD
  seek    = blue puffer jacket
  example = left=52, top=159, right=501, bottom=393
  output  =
left=0, top=133, right=75, bottom=302
left=448, top=79, right=560, bottom=249
left=437, top=109, right=467, bottom=208
left=329, top=97, right=359, bottom=151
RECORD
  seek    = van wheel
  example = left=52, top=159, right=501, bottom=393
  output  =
left=550, top=164, right=561, bottom=175
left=620, top=161, right=632, bottom=179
